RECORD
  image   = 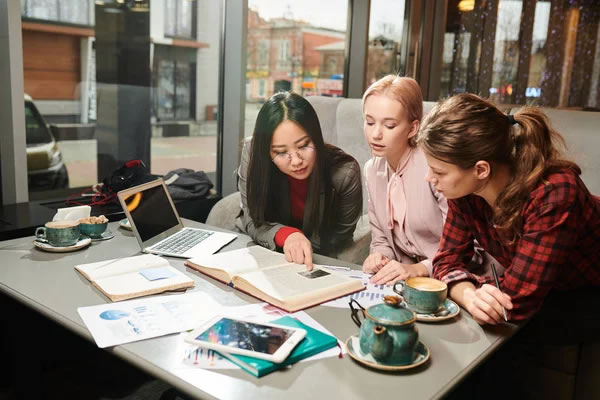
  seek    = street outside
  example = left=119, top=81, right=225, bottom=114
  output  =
left=56, top=103, right=262, bottom=189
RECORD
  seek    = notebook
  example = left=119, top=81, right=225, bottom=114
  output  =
left=117, top=179, right=237, bottom=258
left=217, top=316, right=339, bottom=377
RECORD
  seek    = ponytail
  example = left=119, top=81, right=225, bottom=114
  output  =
left=418, top=94, right=580, bottom=244
left=494, top=108, right=581, bottom=242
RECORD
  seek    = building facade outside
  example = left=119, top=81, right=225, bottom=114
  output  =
left=246, top=8, right=346, bottom=102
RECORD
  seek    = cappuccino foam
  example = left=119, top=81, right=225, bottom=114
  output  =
left=406, top=277, right=447, bottom=291
left=46, top=221, right=79, bottom=229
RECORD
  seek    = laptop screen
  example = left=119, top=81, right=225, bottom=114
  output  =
left=126, top=184, right=179, bottom=242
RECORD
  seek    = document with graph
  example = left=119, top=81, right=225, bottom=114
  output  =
left=321, top=269, right=397, bottom=308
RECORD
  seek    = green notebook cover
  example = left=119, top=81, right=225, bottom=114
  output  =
left=217, top=316, right=339, bottom=377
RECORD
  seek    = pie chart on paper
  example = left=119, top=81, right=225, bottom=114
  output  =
left=100, top=310, right=130, bottom=320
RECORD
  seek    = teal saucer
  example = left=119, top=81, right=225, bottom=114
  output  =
left=33, top=236, right=92, bottom=253
left=86, top=231, right=115, bottom=241
left=409, top=299, right=460, bottom=322
left=345, top=335, right=430, bottom=371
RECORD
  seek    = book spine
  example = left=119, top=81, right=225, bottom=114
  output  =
left=217, top=352, right=262, bottom=377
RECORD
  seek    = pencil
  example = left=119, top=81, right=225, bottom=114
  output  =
left=490, top=263, right=508, bottom=322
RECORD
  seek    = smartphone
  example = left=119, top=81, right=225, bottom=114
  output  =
left=184, top=315, right=306, bottom=363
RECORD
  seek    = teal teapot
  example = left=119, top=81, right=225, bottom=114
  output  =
left=351, top=295, right=419, bottom=365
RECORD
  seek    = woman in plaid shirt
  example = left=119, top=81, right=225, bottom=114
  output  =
left=417, top=93, right=600, bottom=325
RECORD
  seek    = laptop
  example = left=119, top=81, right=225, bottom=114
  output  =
left=117, top=179, right=237, bottom=258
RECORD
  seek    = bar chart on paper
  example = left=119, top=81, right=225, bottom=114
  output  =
left=322, top=270, right=396, bottom=308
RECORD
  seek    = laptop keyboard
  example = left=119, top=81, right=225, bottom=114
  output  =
left=151, top=228, right=214, bottom=255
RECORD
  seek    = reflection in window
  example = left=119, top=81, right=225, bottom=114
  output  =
left=441, top=0, right=600, bottom=108
left=246, top=0, right=348, bottom=137
left=526, top=1, right=550, bottom=103
left=366, top=0, right=405, bottom=87
left=490, top=0, right=523, bottom=104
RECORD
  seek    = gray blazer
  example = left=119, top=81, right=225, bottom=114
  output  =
left=235, top=138, right=362, bottom=256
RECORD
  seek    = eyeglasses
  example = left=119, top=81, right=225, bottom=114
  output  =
left=349, top=298, right=366, bottom=328
left=271, top=145, right=315, bottom=164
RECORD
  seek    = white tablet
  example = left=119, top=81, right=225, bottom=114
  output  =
left=184, top=315, right=306, bottom=363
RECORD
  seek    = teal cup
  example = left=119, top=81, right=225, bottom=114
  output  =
left=393, top=277, right=448, bottom=314
left=35, top=221, right=80, bottom=247
left=79, top=222, right=108, bottom=238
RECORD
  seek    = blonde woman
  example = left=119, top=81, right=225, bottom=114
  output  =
left=361, top=76, right=448, bottom=285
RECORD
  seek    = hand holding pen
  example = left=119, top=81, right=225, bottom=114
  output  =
left=490, top=264, right=508, bottom=321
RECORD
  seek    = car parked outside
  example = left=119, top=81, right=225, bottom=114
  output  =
left=25, top=94, right=69, bottom=190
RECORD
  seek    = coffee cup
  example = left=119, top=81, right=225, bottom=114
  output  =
left=79, top=222, right=108, bottom=238
left=393, top=277, right=447, bottom=314
left=35, top=221, right=80, bottom=247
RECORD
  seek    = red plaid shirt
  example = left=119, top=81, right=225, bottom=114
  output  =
left=432, top=169, right=600, bottom=321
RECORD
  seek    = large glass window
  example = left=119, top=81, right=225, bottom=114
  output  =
left=246, top=0, right=349, bottom=137
left=366, top=0, right=406, bottom=87
left=20, top=0, right=222, bottom=199
left=441, top=0, right=600, bottom=108
left=164, top=0, right=195, bottom=39
left=21, top=0, right=91, bottom=25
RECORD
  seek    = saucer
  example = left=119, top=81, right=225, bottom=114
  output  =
left=410, top=299, right=460, bottom=322
left=33, top=237, right=92, bottom=253
left=86, top=231, right=115, bottom=241
left=345, top=335, right=430, bottom=371
left=119, top=218, right=132, bottom=231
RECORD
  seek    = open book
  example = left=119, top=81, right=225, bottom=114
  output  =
left=75, top=254, right=195, bottom=302
left=185, top=246, right=364, bottom=312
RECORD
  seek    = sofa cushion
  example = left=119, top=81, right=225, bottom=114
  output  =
left=538, top=108, right=600, bottom=195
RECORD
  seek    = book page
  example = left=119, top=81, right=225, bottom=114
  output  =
left=186, top=246, right=289, bottom=279
left=76, top=254, right=168, bottom=280
left=234, top=264, right=362, bottom=304
left=95, top=265, right=193, bottom=298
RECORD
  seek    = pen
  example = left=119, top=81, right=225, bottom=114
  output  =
left=322, top=265, right=352, bottom=271
left=490, top=263, right=508, bottom=322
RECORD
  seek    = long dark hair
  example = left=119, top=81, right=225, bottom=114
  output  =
left=246, top=91, right=356, bottom=243
left=417, top=93, right=580, bottom=243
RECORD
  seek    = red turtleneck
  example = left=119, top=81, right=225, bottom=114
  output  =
left=274, top=176, right=308, bottom=247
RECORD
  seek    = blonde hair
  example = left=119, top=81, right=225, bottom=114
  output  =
left=362, top=75, right=423, bottom=147
left=417, top=93, right=580, bottom=243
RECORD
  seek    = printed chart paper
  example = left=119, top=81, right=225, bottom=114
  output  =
left=78, top=292, right=222, bottom=348
left=322, top=270, right=397, bottom=308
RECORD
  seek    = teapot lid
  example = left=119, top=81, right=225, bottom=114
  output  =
left=366, top=296, right=416, bottom=326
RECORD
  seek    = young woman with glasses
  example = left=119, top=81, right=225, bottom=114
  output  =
left=361, top=76, right=450, bottom=285
left=236, top=91, right=362, bottom=269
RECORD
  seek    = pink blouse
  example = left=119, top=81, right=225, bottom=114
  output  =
left=365, top=147, right=448, bottom=275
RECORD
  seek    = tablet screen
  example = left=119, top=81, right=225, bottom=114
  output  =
left=194, top=318, right=296, bottom=355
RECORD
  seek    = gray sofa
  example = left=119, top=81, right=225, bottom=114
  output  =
left=207, top=97, right=600, bottom=266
